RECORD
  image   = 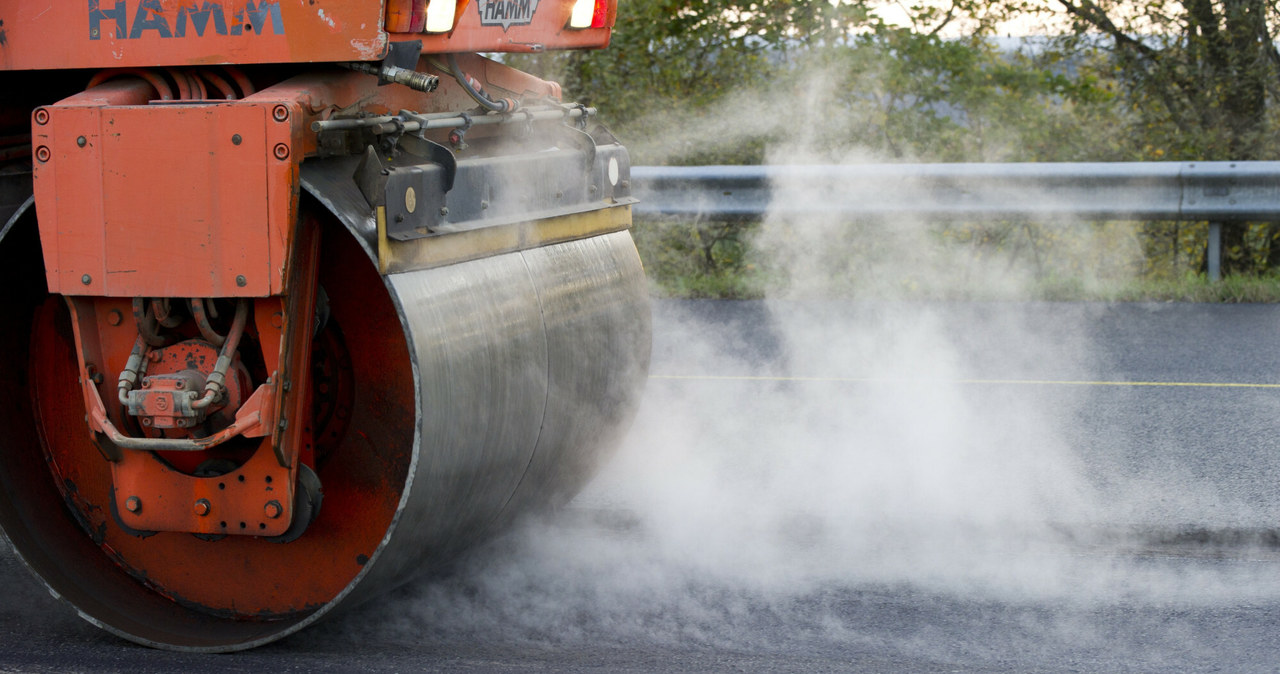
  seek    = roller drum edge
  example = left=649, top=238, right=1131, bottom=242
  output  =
left=366, top=229, right=652, bottom=597
left=0, top=213, right=651, bottom=651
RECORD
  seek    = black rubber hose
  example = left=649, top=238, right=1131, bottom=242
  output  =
left=446, top=54, right=516, bottom=113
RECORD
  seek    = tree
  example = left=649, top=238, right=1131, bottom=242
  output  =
left=517, top=0, right=1280, bottom=289
left=1041, top=0, right=1280, bottom=272
left=510, top=0, right=867, bottom=163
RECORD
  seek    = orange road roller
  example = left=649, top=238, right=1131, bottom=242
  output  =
left=0, top=0, right=649, bottom=651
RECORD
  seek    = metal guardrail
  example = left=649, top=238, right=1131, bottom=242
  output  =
left=630, top=161, right=1280, bottom=280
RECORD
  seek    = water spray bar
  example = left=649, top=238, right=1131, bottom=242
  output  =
left=311, top=105, right=596, bottom=135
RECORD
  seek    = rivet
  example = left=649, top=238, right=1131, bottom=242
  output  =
left=125, top=496, right=141, bottom=513
left=439, top=206, right=449, bottom=217
left=264, top=500, right=283, bottom=519
left=231, top=134, right=242, bottom=145
left=76, top=136, right=87, bottom=148
left=194, top=499, right=211, bottom=516
left=80, top=274, right=91, bottom=285
left=141, top=418, right=153, bottom=427
left=236, top=275, right=247, bottom=287
left=271, top=312, right=284, bottom=328
left=107, top=309, right=123, bottom=326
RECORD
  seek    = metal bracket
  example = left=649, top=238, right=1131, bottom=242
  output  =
left=385, top=40, right=422, bottom=73
left=353, top=145, right=390, bottom=209
left=395, top=123, right=458, bottom=192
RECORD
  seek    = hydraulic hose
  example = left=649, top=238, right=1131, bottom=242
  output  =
left=446, top=54, right=519, bottom=113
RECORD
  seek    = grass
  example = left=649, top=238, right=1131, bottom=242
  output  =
left=633, top=219, right=1280, bottom=303
left=642, top=263, right=1280, bottom=302
left=1034, top=274, right=1280, bottom=303
left=642, top=267, right=1280, bottom=302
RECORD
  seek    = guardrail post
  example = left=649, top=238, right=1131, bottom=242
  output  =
left=1207, top=222, right=1222, bottom=282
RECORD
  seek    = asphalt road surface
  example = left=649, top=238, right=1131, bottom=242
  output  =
left=5, top=300, right=1280, bottom=672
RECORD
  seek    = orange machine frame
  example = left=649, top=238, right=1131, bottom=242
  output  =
left=0, top=0, right=617, bottom=71
left=8, top=0, right=619, bottom=539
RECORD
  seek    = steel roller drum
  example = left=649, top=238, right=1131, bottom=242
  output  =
left=0, top=201, right=651, bottom=651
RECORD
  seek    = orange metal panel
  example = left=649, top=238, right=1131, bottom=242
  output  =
left=33, top=96, right=296, bottom=297
left=0, top=0, right=617, bottom=72
left=0, top=0, right=388, bottom=71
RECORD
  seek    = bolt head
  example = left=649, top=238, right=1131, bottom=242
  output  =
left=264, top=500, right=283, bottom=519
left=194, top=499, right=211, bottom=516
left=125, top=496, right=141, bottom=513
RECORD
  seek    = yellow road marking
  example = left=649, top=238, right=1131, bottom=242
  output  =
left=649, top=374, right=1280, bottom=389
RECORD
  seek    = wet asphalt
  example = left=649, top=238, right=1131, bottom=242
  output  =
left=4, top=300, right=1280, bottom=672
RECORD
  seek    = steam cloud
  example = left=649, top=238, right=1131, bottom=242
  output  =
left=299, top=88, right=1280, bottom=669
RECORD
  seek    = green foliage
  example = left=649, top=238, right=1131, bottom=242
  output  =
left=1038, top=272, right=1280, bottom=303
left=632, top=218, right=769, bottom=298
left=776, top=30, right=1121, bottom=163
left=513, top=0, right=1280, bottom=299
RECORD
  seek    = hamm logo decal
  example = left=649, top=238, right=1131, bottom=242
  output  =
left=477, top=0, right=540, bottom=31
left=88, top=1, right=285, bottom=40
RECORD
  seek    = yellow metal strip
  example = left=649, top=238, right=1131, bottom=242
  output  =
left=376, top=205, right=390, bottom=276
left=378, top=204, right=633, bottom=275
left=649, top=374, right=1280, bottom=389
